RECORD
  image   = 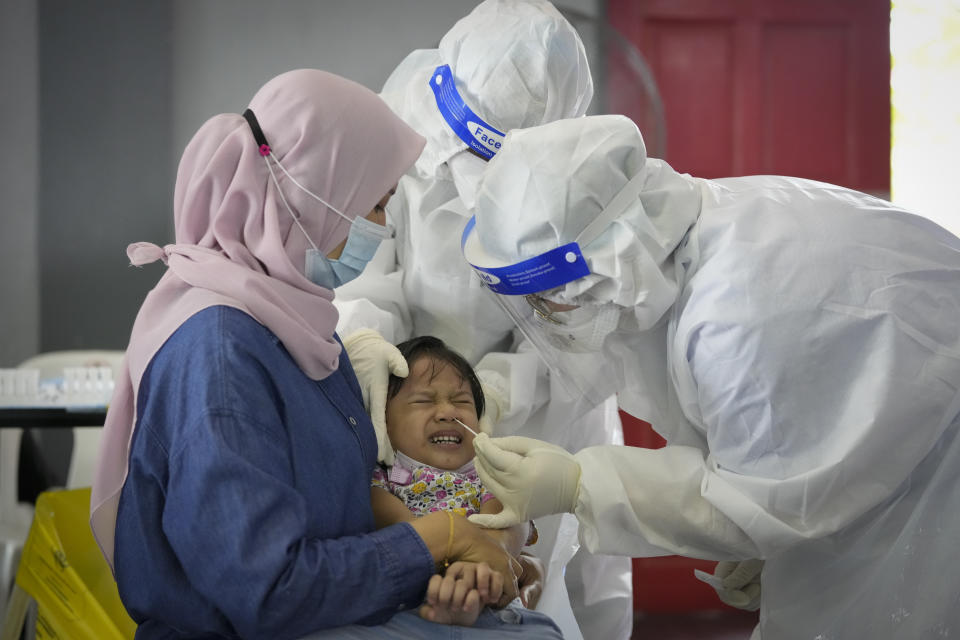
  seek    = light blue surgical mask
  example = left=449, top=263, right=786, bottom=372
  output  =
left=304, top=216, right=391, bottom=289
left=253, top=131, right=392, bottom=290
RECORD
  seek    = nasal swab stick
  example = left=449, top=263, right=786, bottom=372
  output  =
left=453, top=417, right=479, bottom=437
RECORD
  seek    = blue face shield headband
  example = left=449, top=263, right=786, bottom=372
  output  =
left=242, top=109, right=390, bottom=290
left=430, top=65, right=506, bottom=160
left=460, top=169, right=648, bottom=295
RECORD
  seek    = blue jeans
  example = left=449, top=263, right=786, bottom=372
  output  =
left=301, top=604, right=564, bottom=639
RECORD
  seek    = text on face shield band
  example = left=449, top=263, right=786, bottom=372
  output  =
left=430, top=65, right=506, bottom=160
left=460, top=217, right=591, bottom=294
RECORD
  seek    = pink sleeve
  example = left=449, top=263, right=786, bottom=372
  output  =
left=371, top=466, right=389, bottom=490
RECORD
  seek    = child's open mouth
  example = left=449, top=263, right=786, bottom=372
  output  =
left=429, top=431, right=463, bottom=447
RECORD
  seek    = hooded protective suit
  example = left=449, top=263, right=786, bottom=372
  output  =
left=332, top=2, right=633, bottom=638
left=464, top=113, right=960, bottom=639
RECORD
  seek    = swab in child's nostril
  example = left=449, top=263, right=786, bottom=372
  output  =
left=453, top=417, right=479, bottom=437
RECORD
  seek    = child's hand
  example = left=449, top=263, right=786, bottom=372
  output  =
left=447, top=560, right=505, bottom=605
left=419, top=561, right=505, bottom=626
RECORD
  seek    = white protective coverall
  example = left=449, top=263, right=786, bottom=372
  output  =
left=464, top=114, right=960, bottom=639
left=332, top=2, right=633, bottom=638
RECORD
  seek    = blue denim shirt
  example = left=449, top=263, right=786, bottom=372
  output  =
left=114, top=306, right=434, bottom=639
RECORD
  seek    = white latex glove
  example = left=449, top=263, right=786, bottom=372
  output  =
left=342, top=329, right=408, bottom=465
left=694, top=559, right=763, bottom=611
left=468, top=434, right=581, bottom=529
left=476, top=369, right=509, bottom=436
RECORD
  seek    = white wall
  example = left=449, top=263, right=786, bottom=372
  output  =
left=890, top=1, right=960, bottom=237
left=171, top=1, right=482, bottom=162
left=0, top=0, right=39, bottom=366
left=169, top=0, right=599, bottom=164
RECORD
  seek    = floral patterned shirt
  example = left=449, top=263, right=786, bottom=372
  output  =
left=371, top=451, right=494, bottom=517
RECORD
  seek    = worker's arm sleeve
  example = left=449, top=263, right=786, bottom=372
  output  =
left=573, top=444, right=761, bottom=560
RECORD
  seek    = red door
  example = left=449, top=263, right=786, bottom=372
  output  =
left=607, top=0, right=890, bottom=193
left=606, top=0, right=891, bottom=613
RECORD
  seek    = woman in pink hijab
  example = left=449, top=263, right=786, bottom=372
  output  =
left=90, top=70, right=560, bottom=639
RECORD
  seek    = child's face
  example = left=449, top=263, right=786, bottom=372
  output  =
left=385, top=356, right=480, bottom=470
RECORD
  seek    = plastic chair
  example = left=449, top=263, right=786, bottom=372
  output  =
left=0, top=350, right=123, bottom=625
left=0, top=488, right=136, bottom=640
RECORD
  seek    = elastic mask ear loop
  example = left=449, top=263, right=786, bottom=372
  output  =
left=242, top=108, right=353, bottom=253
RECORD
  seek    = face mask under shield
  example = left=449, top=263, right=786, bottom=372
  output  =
left=461, top=170, right=647, bottom=409
left=480, top=287, right=626, bottom=410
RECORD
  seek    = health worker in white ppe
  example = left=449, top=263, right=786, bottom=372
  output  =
left=332, top=1, right=633, bottom=638
left=462, top=113, right=960, bottom=640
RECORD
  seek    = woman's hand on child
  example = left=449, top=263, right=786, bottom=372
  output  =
left=409, top=512, right=520, bottom=606
left=450, top=520, right=520, bottom=607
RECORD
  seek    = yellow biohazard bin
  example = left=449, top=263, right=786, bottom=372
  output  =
left=6, top=488, right=136, bottom=639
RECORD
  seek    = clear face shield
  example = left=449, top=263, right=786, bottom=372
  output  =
left=479, top=286, right=626, bottom=410
left=461, top=171, right=647, bottom=410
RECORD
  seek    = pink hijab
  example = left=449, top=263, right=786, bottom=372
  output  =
left=90, top=69, right=426, bottom=569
